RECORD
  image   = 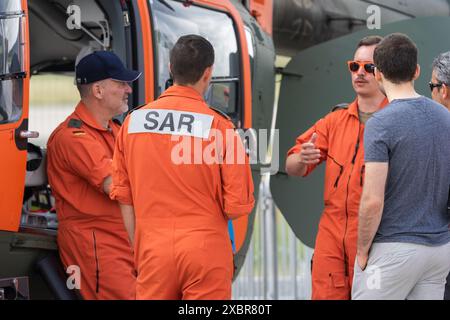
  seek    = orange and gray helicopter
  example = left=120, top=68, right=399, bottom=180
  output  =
left=1, top=0, right=450, bottom=299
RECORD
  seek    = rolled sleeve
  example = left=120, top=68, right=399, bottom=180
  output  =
left=110, top=126, right=133, bottom=205
left=62, top=134, right=112, bottom=192
left=221, top=124, right=255, bottom=220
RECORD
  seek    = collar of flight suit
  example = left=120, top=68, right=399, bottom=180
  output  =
left=349, top=96, right=389, bottom=119
left=159, top=85, right=205, bottom=102
left=73, top=101, right=114, bottom=132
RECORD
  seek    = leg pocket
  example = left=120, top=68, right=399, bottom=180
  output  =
left=328, top=272, right=350, bottom=300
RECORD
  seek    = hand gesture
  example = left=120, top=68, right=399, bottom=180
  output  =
left=298, top=133, right=321, bottom=165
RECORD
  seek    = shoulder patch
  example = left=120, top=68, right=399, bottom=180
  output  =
left=68, top=118, right=83, bottom=128
left=209, top=106, right=231, bottom=121
left=331, top=103, right=349, bottom=113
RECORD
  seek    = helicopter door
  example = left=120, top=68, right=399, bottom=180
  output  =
left=271, top=16, right=450, bottom=248
left=0, top=0, right=31, bottom=232
left=147, top=1, right=261, bottom=277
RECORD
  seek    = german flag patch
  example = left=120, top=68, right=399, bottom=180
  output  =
left=72, top=130, right=86, bottom=136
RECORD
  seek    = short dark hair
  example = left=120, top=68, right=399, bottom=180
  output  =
left=373, top=33, right=418, bottom=84
left=77, top=83, right=93, bottom=98
left=357, top=35, right=383, bottom=49
left=170, top=35, right=215, bottom=85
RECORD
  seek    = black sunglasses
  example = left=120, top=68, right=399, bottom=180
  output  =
left=429, top=82, right=444, bottom=92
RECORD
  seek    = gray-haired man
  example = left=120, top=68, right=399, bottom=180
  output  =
left=430, top=51, right=450, bottom=300
left=430, top=51, right=450, bottom=111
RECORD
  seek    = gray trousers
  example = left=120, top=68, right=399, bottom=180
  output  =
left=352, top=242, right=450, bottom=300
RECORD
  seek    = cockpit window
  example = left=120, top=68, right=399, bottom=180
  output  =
left=150, top=0, right=240, bottom=120
left=0, top=2, right=25, bottom=124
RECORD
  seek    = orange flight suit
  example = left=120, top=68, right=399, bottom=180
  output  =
left=110, top=85, right=255, bottom=300
left=47, top=102, right=136, bottom=300
left=288, top=98, right=388, bottom=300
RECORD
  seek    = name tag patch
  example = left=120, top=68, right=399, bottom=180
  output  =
left=129, top=109, right=213, bottom=139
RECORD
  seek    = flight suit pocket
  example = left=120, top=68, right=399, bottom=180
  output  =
left=330, top=272, right=347, bottom=288
left=328, top=272, right=350, bottom=299
left=324, top=155, right=344, bottom=204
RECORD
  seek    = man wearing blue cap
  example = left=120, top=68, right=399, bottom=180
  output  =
left=47, top=51, right=141, bottom=300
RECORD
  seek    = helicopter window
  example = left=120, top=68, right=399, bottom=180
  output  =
left=150, top=0, right=240, bottom=120
left=244, top=26, right=255, bottom=85
left=0, top=5, right=25, bottom=125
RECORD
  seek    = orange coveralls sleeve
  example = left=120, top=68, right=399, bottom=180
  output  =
left=287, top=116, right=330, bottom=176
left=220, top=121, right=255, bottom=219
left=110, top=126, right=133, bottom=205
left=56, top=132, right=112, bottom=193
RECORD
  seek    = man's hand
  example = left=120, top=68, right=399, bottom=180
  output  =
left=102, top=175, right=112, bottom=195
left=119, top=204, right=135, bottom=247
left=298, top=133, right=321, bottom=165
left=286, top=133, right=321, bottom=176
left=357, top=252, right=368, bottom=271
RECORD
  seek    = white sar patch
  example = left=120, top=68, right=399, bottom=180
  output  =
left=129, top=109, right=213, bottom=139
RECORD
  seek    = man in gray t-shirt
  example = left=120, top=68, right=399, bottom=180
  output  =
left=365, top=97, right=450, bottom=246
left=352, top=33, right=450, bottom=300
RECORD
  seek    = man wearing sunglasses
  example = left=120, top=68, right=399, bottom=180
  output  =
left=430, top=51, right=450, bottom=300
left=430, top=52, right=450, bottom=111
left=285, top=36, right=388, bottom=299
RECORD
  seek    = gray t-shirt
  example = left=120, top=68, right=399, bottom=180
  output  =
left=364, top=96, right=450, bottom=246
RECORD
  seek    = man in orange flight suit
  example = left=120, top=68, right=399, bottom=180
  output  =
left=47, top=51, right=141, bottom=299
left=110, top=35, right=255, bottom=300
left=285, top=36, right=389, bottom=299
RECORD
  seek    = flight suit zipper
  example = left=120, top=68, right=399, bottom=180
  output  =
left=343, top=125, right=361, bottom=277
left=92, top=231, right=100, bottom=294
left=343, top=177, right=351, bottom=277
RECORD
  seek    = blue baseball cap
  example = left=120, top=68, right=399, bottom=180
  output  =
left=76, top=51, right=141, bottom=85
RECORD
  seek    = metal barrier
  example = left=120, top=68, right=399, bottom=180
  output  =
left=232, top=176, right=313, bottom=300
left=233, top=68, right=313, bottom=300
